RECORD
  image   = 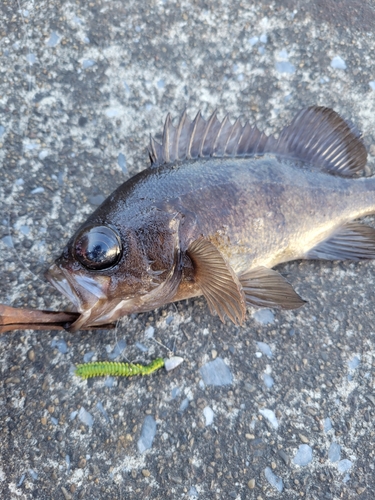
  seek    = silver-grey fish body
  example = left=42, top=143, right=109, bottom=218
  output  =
left=175, top=156, right=375, bottom=271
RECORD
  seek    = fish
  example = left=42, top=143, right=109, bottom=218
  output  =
left=45, top=106, right=375, bottom=332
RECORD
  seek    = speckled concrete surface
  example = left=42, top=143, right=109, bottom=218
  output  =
left=1, top=1, right=375, bottom=499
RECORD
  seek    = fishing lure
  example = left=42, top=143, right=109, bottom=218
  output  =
left=75, top=357, right=165, bottom=379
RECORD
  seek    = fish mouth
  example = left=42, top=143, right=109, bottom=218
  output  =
left=46, top=264, right=82, bottom=311
left=46, top=263, right=112, bottom=330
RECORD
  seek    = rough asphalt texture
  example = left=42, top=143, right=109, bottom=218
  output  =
left=1, top=1, right=375, bottom=499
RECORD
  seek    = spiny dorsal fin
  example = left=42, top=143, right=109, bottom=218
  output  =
left=149, top=107, right=367, bottom=177
left=149, top=110, right=271, bottom=167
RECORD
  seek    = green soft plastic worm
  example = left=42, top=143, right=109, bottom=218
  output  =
left=75, top=357, right=165, bottom=379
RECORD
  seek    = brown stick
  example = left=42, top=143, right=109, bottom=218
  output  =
left=0, top=304, right=79, bottom=326
left=0, top=304, right=115, bottom=333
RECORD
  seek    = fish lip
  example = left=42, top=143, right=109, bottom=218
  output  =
left=45, top=264, right=82, bottom=311
left=45, top=264, right=108, bottom=312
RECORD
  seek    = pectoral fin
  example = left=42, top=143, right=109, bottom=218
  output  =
left=306, top=222, right=375, bottom=260
left=239, top=266, right=306, bottom=310
left=187, top=238, right=246, bottom=325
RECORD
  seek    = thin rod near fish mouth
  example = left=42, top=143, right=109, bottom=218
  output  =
left=0, top=304, right=118, bottom=334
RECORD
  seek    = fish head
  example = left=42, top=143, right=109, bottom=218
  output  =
left=46, top=207, right=182, bottom=330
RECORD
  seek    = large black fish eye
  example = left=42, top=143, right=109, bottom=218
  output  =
left=73, top=225, right=122, bottom=270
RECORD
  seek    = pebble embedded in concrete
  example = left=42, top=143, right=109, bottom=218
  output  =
left=82, top=59, right=96, bottom=69
left=31, top=187, right=44, bottom=194
left=135, top=342, right=148, bottom=352
left=323, top=417, right=333, bottom=432
left=89, top=194, right=105, bottom=206
left=330, top=55, right=346, bottom=69
left=17, top=474, right=25, bottom=487
left=293, top=444, right=313, bottom=466
left=337, top=459, right=353, bottom=473
left=19, top=225, right=29, bottom=235
left=179, top=398, right=189, bottom=412
left=117, top=153, right=127, bottom=173
left=263, top=373, right=274, bottom=388
left=328, top=442, right=341, bottom=462
left=264, top=466, right=283, bottom=492
left=256, top=341, right=273, bottom=358
left=107, top=339, right=126, bottom=360
left=253, top=309, right=274, bottom=325
left=83, top=351, right=95, bottom=363
left=51, top=339, right=68, bottom=354
left=28, top=469, right=38, bottom=481
left=137, top=415, right=157, bottom=453
left=2, top=236, right=13, bottom=248
left=259, top=409, right=279, bottom=429
left=104, top=377, right=115, bottom=388
left=26, top=53, right=36, bottom=64
left=188, top=486, right=198, bottom=497
left=46, top=32, right=61, bottom=47
left=171, top=387, right=180, bottom=399
left=78, top=407, right=94, bottom=428
left=348, top=355, right=360, bottom=370
left=200, top=358, right=233, bottom=386
left=145, top=326, right=155, bottom=338
left=275, top=61, right=296, bottom=74
left=203, top=406, right=215, bottom=426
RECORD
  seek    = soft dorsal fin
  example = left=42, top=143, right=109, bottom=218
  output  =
left=271, top=106, right=367, bottom=177
left=148, top=107, right=367, bottom=177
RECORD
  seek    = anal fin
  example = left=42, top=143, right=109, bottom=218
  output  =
left=306, top=222, right=375, bottom=261
left=187, top=238, right=246, bottom=325
left=239, top=267, right=306, bottom=310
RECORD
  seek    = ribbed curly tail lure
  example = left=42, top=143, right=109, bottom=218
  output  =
left=75, top=356, right=183, bottom=379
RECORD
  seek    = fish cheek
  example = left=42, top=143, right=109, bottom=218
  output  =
left=106, top=230, right=148, bottom=299
left=107, top=266, right=145, bottom=299
left=136, top=211, right=181, bottom=278
left=105, top=212, right=181, bottom=300
left=145, top=226, right=177, bottom=274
